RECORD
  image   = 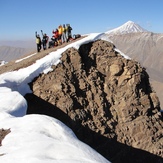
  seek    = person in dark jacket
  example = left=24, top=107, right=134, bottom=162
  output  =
left=35, top=32, right=42, bottom=52
left=66, top=24, right=72, bottom=42
left=41, top=30, right=49, bottom=50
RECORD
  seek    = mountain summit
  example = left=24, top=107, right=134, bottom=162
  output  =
left=106, top=21, right=148, bottom=35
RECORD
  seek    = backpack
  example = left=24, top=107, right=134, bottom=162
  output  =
left=73, top=34, right=81, bottom=39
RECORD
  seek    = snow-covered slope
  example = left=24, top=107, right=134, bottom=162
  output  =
left=106, top=21, right=148, bottom=35
left=0, top=114, right=110, bottom=163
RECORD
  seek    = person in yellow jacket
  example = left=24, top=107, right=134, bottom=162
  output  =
left=58, top=25, right=63, bottom=45
left=35, top=31, right=42, bottom=52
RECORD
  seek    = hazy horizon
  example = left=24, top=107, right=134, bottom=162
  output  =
left=0, top=39, right=35, bottom=49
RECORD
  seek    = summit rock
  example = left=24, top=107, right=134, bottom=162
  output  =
left=26, top=40, right=163, bottom=162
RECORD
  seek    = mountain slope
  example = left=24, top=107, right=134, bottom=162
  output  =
left=0, top=46, right=35, bottom=62
left=106, top=21, right=148, bottom=35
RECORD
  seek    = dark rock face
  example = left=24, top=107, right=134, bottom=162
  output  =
left=26, top=40, right=163, bottom=162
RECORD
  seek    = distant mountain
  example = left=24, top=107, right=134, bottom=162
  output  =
left=106, top=21, right=148, bottom=35
left=0, top=46, right=35, bottom=62
left=0, top=40, right=35, bottom=49
left=0, top=39, right=35, bottom=62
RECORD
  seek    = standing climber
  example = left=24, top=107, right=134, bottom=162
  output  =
left=41, top=30, right=49, bottom=50
left=52, top=28, right=59, bottom=46
left=35, top=31, right=42, bottom=52
left=58, top=25, right=63, bottom=45
left=66, top=24, right=72, bottom=42
left=61, top=24, right=67, bottom=43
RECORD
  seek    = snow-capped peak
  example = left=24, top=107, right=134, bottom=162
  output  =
left=106, top=21, right=148, bottom=35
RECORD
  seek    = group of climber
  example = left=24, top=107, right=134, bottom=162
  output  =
left=35, top=24, right=81, bottom=53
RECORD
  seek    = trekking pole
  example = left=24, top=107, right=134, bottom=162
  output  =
left=41, top=30, right=43, bottom=36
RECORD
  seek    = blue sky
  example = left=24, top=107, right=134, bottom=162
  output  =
left=0, top=0, right=163, bottom=41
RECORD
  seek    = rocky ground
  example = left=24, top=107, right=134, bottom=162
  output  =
left=0, top=39, right=163, bottom=162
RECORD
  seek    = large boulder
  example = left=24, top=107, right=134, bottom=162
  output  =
left=26, top=40, right=163, bottom=162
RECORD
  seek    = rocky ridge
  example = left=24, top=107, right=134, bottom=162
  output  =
left=26, top=40, right=163, bottom=162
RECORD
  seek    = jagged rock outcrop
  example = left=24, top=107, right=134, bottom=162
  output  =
left=26, top=40, right=163, bottom=162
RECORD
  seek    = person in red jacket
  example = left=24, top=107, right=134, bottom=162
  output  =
left=52, top=29, right=59, bottom=46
